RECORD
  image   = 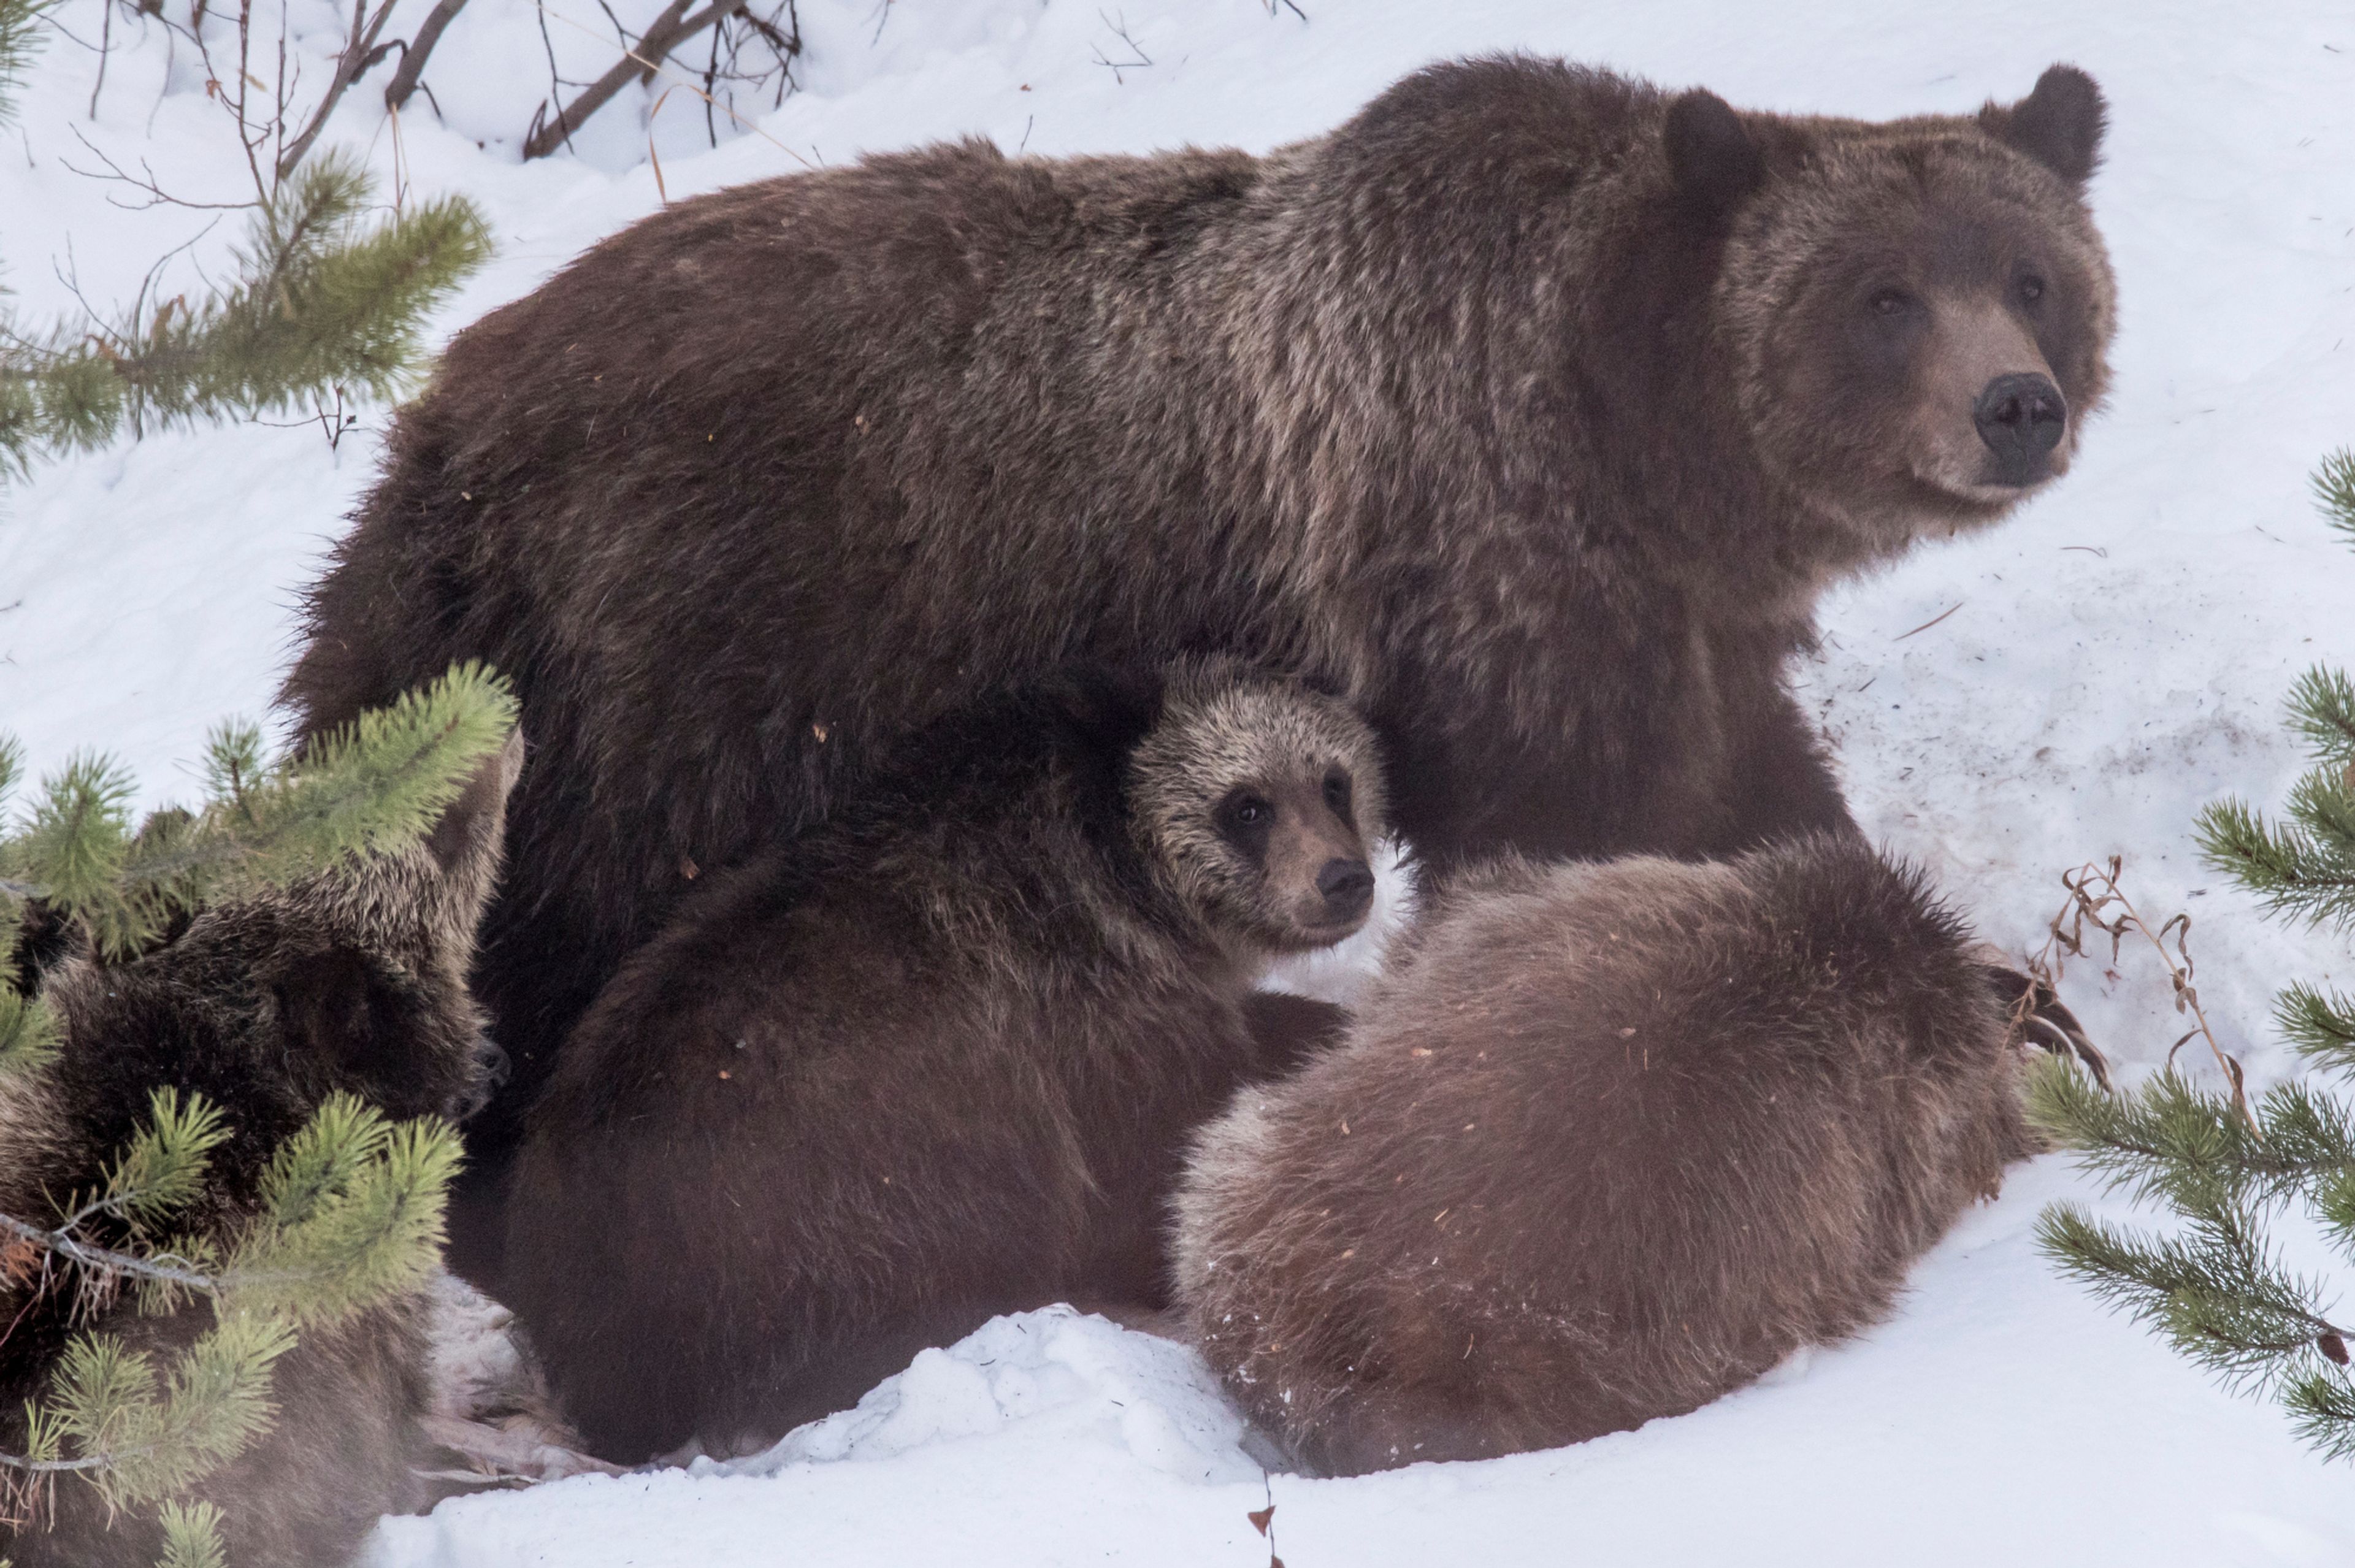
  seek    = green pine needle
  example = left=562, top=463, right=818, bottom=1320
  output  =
left=2197, top=794, right=2355, bottom=930
left=0, top=989, right=57, bottom=1079
left=156, top=1500, right=229, bottom=1568
left=0, top=0, right=44, bottom=124
left=102, top=1090, right=234, bottom=1235
left=2315, top=448, right=2355, bottom=546
left=0, top=155, right=491, bottom=476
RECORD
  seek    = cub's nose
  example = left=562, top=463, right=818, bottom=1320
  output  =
left=1973, top=372, right=2067, bottom=478
left=1316, top=858, right=1375, bottom=924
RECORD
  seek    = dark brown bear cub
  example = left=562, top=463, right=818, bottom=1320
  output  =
left=285, top=61, right=2114, bottom=1284
left=503, top=666, right=1387, bottom=1464
left=0, top=733, right=520, bottom=1567
left=1173, top=836, right=2043, bottom=1475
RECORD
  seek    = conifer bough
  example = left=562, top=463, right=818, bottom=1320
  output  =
left=0, top=152, right=491, bottom=475
left=2034, top=448, right=2355, bottom=1459
left=1, top=664, right=515, bottom=1562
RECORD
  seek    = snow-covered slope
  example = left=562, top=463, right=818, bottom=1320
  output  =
left=4, top=1, right=2354, bottom=1562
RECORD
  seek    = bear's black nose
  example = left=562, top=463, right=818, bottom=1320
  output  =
left=1973, top=372, right=2067, bottom=478
left=1317, top=858, right=1375, bottom=924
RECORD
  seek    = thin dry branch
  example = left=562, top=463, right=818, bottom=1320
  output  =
left=2031, top=854, right=2259, bottom=1134
left=524, top=0, right=750, bottom=160
left=383, top=0, right=472, bottom=113
left=274, top=0, right=400, bottom=180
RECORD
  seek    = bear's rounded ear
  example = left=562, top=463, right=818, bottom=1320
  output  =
left=1980, top=65, right=2106, bottom=190
left=423, top=725, right=525, bottom=876
left=1043, top=664, right=1166, bottom=755
left=1665, top=88, right=1764, bottom=224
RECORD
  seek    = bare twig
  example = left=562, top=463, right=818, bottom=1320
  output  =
left=534, top=1, right=811, bottom=166
left=524, top=0, right=751, bottom=159
left=1090, top=10, right=1151, bottom=84
left=383, top=0, right=473, bottom=113
left=275, top=0, right=400, bottom=180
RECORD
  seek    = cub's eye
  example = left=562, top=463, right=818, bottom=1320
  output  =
left=1322, top=771, right=1352, bottom=816
left=1218, top=792, right=1271, bottom=832
left=2017, top=272, right=2047, bottom=305
left=1869, top=288, right=1913, bottom=318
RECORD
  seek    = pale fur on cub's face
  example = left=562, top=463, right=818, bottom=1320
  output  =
left=1127, top=673, right=1388, bottom=956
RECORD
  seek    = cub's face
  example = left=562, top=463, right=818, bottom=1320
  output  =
left=1129, top=681, right=1388, bottom=955
left=13, top=732, right=521, bottom=1155
left=1701, top=66, right=2116, bottom=543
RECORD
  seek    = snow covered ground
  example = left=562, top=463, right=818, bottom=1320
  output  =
left=4, top=0, right=2354, bottom=1561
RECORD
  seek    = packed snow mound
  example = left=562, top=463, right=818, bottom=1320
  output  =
left=367, top=1166, right=2355, bottom=1568
left=717, top=1306, right=1259, bottom=1483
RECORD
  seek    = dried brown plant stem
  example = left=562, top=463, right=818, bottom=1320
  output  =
left=2034, top=854, right=2259, bottom=1134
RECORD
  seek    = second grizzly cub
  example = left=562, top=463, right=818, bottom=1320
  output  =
left=1173, top=836, right=2041, bottom=1474
left=504, top=667, right=1387, bottom=1463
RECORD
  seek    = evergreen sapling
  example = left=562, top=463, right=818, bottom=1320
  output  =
left=2033, top=449, right=2355, bottom=1458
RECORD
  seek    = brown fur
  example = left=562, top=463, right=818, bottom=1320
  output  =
left=502, top=666, right=1387, bottom=1464
left=281, top=59, right=2114, bottom=1282
left=0, top=734, right=519, bottom=1567
left=1171, top=836, right=2042, bottom=1475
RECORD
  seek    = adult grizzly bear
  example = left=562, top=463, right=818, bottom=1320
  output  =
left=1172, top=836, right=2051, bottom=1475
left=1, top=733, right=520, bottom=1567
left=284, top=57, right=2115, bottom=1277
left=504, top=666, right=1386, bottom=1461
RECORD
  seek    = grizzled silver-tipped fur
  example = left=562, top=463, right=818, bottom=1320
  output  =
left=1173, top=835, right=2045, bottom=1476
left=283, top=61, right=2115, bottom=1293
left=504, top=668, right=1387, bottom=1464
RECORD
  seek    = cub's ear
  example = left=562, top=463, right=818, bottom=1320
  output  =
left=1664, top=88, right=1764, bottom=224
left=1043, top=664, right=1167, bottom=757
left=1981, top=64, right=2106, bottom=190
left=423, top=725, right=525, bottom=876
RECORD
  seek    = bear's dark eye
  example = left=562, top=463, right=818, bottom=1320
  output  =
left=2017, top=272, right=2046, bottom=306
left=1215, top=790, right=1276, bottom=859
left=1869, top=288, right=1913, bottom=318
left=1219, top=791, right=1271, bottom=829
left=1322, top=771, right=1352, bottom=817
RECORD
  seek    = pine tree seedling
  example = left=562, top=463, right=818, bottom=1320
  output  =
left=2033, top=448, right=2355, bottom=1460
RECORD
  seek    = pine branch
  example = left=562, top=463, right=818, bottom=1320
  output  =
left=2197, top=796, right=2355, bottom=931
left=2316, top=447, right=2355, bottom=547
left=2037, top=1199, right=2351, bottom=1396
left=0, top=0, right=40, bottom=120
left=2, top=663, right=514, bottom=960
left=2028, top=1057, right=2351, bottom=1212
left=0, top=157, right=490, bottom=475
left=2280, top=979, right=2355, bottom=1073
left=157, top=1501, right=229, bottom=1568
left=2288, top=666, right=2355, bottom=775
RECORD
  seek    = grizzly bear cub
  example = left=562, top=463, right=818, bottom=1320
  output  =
left=1173, top=836, right=2046, bottom=1475
left=0, top=732, right=520, bottom=1567
left=503, top=666, right=1388, bottom=1464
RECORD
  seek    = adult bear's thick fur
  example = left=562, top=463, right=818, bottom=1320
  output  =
left=0, top=733, right=520, bottom=1567
left=1171, top=836, right=2045, bottom=1475
left=502, top=667, right=1386, bottom=1463
left=283, top=58, right=2115, bottom=1272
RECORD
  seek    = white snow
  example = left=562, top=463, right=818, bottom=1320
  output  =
left=4, top=0, right=2355, bottom=1561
